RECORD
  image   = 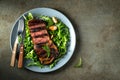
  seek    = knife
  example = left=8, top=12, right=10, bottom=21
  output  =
left=10, top=19, right=24, bottom=67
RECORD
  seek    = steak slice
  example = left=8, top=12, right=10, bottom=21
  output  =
left=28, top=19, right=59, bottom=65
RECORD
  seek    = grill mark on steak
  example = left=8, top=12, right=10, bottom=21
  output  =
left=33, top=34, right=49, bottom=38
left=28, top=19, right=59, bottom=65
left=30, top=27, right=46, bottom=32
left=35, top=42, right=48, bottom=48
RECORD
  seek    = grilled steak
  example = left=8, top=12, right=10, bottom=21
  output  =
left=28, top=19, right=59, bottom=65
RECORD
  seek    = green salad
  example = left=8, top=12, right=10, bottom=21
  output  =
left=23, top=13, right=70, bottom=68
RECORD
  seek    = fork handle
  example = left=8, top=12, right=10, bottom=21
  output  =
left=18, top=44, right=24, bottom=68
left=10, top=36, right=18, bottom=67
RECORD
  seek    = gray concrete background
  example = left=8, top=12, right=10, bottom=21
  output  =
left=0, top=0, right=120, bottom=80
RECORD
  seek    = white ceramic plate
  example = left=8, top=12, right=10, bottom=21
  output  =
left=10, top=8, right=76, bottom=73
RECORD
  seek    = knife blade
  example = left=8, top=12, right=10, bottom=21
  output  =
left=10, top=19, right=24, bottom=67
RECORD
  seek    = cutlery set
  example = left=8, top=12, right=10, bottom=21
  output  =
left=10, top=19, right=24, bottom=68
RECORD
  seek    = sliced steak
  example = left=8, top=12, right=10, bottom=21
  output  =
left=28, top=19, right=59, bottom=65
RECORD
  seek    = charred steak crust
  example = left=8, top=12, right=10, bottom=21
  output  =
left=28, top=19, right=59, bottom=65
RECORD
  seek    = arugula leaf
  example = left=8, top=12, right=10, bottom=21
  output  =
left=27, top=61, right=43, bottom=68
left=25, top=50, right=34, bottom=60
left=50, top=58, right=60, bottom=68
left=28, top=13, right=33, bottom=20
left=18, top=35, right=22, bottom=43
left=74, top=57, right=83, bottom=68
left=42, top=45, right=50, bottom=57
left=40, top=15, right=54, bottom=27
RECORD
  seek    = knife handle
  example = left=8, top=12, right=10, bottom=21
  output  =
left=10, top=36, right=18, bottom=67
left=18, top=44, right=24, bottom=68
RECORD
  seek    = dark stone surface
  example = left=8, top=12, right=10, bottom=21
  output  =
left=0, top=0, right=120, bottom=80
